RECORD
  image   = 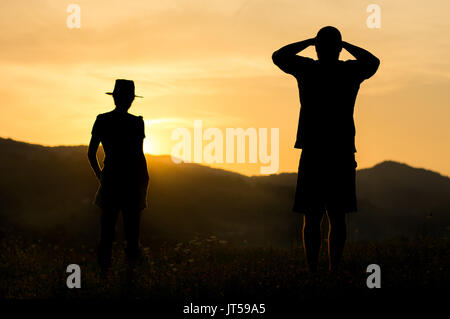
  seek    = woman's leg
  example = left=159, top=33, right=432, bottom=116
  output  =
left=122, top=208, right=142, bottom=262
left=98, top=207, right=120, bottom=271
left=302, top=210, right=324, bottom=272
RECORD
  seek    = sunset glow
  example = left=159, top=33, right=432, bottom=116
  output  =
left=1, top=0, right=449, bottom=176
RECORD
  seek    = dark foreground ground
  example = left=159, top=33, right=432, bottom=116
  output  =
left=0, top=231, right=448, bottom=315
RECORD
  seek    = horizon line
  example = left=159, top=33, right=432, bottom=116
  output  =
left=1, top=136, right=449, bottom=179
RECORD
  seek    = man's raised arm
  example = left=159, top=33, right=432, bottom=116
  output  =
left=342, top=41, right=380, bottom=80
left=272, top=38, right=315, bottom=75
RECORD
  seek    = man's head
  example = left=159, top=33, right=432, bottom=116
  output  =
left=315, top=26, right=342, bottom=62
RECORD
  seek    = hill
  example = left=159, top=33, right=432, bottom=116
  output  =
left=0, top=137, right=449, bottom=246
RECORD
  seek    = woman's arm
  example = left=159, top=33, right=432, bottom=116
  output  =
left=87, top=135, right=102, bottom=180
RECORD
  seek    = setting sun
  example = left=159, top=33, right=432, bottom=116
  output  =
left=143, top=138, right=156, bottom=155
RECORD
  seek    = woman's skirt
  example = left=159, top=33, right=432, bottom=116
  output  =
left=94, top=168, right=149, bottom=211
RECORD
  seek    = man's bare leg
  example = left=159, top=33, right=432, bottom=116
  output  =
left=327, top=211, right=347, bottom=272
left=302, top=210, right=324, bottom=272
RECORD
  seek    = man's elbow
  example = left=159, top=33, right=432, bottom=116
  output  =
left=272, top=50, right=281, bottom=65
left=366, top=56, right=380, bottom=78
left=373, top=56, right=380, bottom=70
left=371, top=57, right=380, bottom=75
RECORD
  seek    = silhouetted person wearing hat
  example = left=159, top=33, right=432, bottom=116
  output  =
left=272, top=26, right=379, bottom=272
left=88, top=79, right=149, bottom=271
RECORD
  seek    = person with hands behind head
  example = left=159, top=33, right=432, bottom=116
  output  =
left=272, top=26, right=379, bottom=273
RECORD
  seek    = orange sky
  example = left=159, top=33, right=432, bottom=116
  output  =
left=1, top=0, right=449, bottom=176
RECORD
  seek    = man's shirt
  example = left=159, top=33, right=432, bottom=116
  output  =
left=274, top=56, right=376, bottom=153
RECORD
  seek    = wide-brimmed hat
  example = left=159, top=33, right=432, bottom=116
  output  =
left=106, top=79, right=143, bottom=98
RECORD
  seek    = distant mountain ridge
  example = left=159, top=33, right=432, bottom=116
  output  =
left=0, top=137, right=449, bottom=246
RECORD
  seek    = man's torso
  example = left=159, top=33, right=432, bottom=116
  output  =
left=293, top=59, right=363, bottom=152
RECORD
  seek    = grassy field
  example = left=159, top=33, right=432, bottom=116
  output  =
left=1, top=230, right=448, bottom=314
left=0, top=229, right=450, bottom=318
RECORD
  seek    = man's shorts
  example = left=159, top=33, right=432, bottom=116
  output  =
left=293, top=148, right=357, bottom=214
